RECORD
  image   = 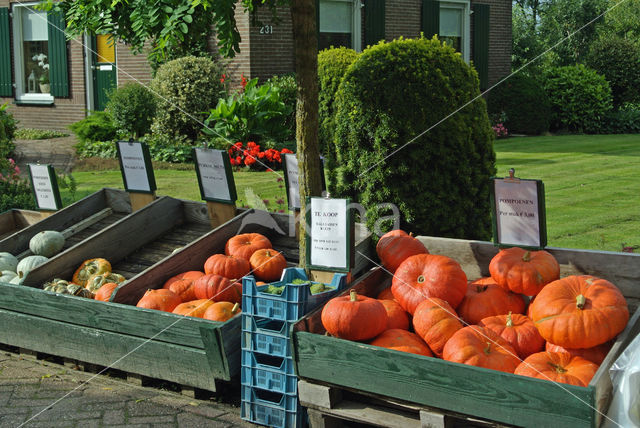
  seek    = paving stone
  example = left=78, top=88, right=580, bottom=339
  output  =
left=176, top=411, right=230, bottom=427
left=73, top=418, right=102, bottom=428
left=127, top=398, right=181, bottom=416
left=182, top=403, right=228, bottom=419
left=127, top=415, right=177, bottom=424
left=102, top=409, right=127, bottom=425
left=0, top=413, right=30, bottom=426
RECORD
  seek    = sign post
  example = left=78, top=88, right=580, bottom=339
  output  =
left=116, top=141, right=157, bottom=211
left=27, top=163, right=62, bottom=217
left=490, top=168, right=547, bottom=249
left=193, top=147, right=238, bottom=228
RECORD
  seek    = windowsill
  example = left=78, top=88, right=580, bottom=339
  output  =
left=14, top=95, right=55, bottom=106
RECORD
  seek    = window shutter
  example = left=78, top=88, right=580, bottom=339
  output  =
left=473, top=3, right=490, bottom=91
left=0, top=8, right=12, bottom=97
left=421, top=0, right=439, bottom=39
left=316, top=0, right=320, bottom=49
left=47, top=10, right=69, bottom=97
left=364, top=0, right=385, bottom=47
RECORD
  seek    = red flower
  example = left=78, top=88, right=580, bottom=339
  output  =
left=244, top=156, right=256, bottom=166
left=235, top=156, right=242, bottom=164
left=241, top=73, right=248, bottom=90
left=281, top=148, right=293, bottom=154
left=229, top=157, right=237, bottom=166
left=220, top=74, right=226, bottom=84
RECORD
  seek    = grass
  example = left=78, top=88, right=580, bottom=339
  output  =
left=58, top=134, right=640, bottom=252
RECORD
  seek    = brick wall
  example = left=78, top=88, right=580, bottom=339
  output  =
left=472, top=0, right=511, bottom=88
left=249, top=6, right=295, bottom=82
left=386, top=0, right=421, bottom=40
left=116, top=43, right=152, bottom=87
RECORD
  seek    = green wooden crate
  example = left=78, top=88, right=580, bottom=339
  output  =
left=292, top=236, right=640, bottom=427
left=0, top=208, right=43, bottom=241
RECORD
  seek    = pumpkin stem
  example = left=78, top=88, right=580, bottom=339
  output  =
left=476, top=285, right=488, bottom=293
left=506, top=311, right=513, bottom=327
left=484, top=342, right=492, bottom=355
left=576, top=294, right=586, bottom=309
left=417, top=275, right=426, bottom=284
left=522, top=251, right=531, bottom=262
left=350, top=290, right=358, bottom=302
left=547, top=362, right=567, bottom=374
left=409, top=232, right=414, bottom=237
left=231, top=303, right=240, bottom=313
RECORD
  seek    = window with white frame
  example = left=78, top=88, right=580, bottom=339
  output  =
left=319, top=0, right=362, bottom=52
left=440, top=1, right=470, bottom=62
left=12, top=4, right=52, bottom=100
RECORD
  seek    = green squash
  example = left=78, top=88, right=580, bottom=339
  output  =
left=29, top=230, right=65, bottom=257
left=85, top=272, right=126, bottom=293
left=0, top=252, right=18, bottom=272
left=43, top=278, right=93, bottom=298
left=0, top=270, right=17, bottom=283
left=16, top=255, right=49, bottom=280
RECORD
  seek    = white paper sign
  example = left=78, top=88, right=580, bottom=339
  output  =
left=118, top=141, right=151, bottom=192
left=283, top=153, right=300, bottom=209
left=29, top=164, right=58, bottom=210
left=195, top=148, right=231, bottom=201
left=310, top=198, right=348, bottom=269
left=494, top=179, right=541, bottom=247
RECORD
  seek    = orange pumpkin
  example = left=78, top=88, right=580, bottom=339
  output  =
left=377, top=287, right=395, bottom=300
left=136, top=289, right=181, bottom=312
left=514, top=352, right=599, bottom=386
left=369, top=329, right=433, bottom=356
left=529, top=275, right=629, bottom=349
left=457, top=277, right=526, bottom=325
left=94, top=282, right=118, bottom=302
left=545, top=341, right=612, bottom=366
left=203, top=302, right=241, bottom=322
left=489, top=247, right=560, bottom=296
left=443, top=326, right=521, bottom=373
left=321, top=290, right=388, bottom=341
left=204, top=254, right=251, bottom=280
left=193, top=274, right=241, bottom=304
left=412, top=298, right=463, bottom=358
left=249, top=249, right=287, bottom=281
left=172, top=299, right=214, bottom=318
left=166, top=278, right=197, bottom=302
left=392, top=253, right=467, bottom=314
left=225, top=233, right=272, bottom=260
left=162, top=271, right=204, bottom=289
left=72, top=258, right=112, bottom=286
left=479, top=312, right=545, bottom=359
left=378, top=299, right=410, bottom=330
left=376, top=230, right=429, bottom=273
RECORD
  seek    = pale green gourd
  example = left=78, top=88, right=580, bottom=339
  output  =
left=0, top=270, right=18, bottom=283
left=16, top=255, right=49, bottom=280
left=0, top=252, right=18, bottom=272
left=29, top=230, right=65, bottom=257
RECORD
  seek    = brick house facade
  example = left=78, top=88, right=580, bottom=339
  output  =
left=0, top=0, right=510, bottom=131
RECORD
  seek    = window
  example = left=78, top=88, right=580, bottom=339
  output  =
left=439, top=1, right=470, bottom=62
left=319, top=0, right=362, bottom=52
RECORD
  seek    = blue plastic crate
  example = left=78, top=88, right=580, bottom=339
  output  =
left=241, top=386, right=306, bottom=428
left=242, top=267, right=347, bottom=322
left=241, top=350, right=297, bottom=394
left=242, top=315, right=292, bottom=358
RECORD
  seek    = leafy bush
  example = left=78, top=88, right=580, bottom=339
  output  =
left=204, top=78, right=293, bottom=145
left=586, top=36, right=640, bottom=107
left=142, top=134, right=194, bottom=163
left=0, top=158, right=35, bottom=211
left=266, top=73, right=297, bottom=140
left=14, top=128, right=68, bottom=140
left=318, top=47, right=359, bottom=193
left=151, top=56, right=226, bottom=141
left=74, top=139, right=117, bottom=159
left=0, top=103, right=17, bottom=158
left=598, top=103, right=640, bottom=134
left=542, top=64, right=613, bottom=133
left=106, top=83, right=157, bottom=139
left=68, top=111, right=118, bottom=145
left=487, top=73, right=551, bottom=135
left=333, top=37, right=496, bottom=240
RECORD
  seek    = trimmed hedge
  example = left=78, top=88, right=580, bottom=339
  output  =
left=333, top=37, right=496, bottom=240
left=107, top=83, right=157, bottom=139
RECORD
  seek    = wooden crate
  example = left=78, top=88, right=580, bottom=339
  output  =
left=292, top=236, right=640, bottom=428
left=0, top=207, right=373, bottom=392
left=0, top=188, right=131, bottom=258
left=0, top=209, right=43, bottom=241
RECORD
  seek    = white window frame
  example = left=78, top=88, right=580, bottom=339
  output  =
left=439, top=0, right=470, bottom=63
left=319, top=0, right=362, bottom=52
left=11, top=2, right=54, bottom=103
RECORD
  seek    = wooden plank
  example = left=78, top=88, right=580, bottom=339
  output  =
left=0, top=309, right=218, bottom=391
left=129, top=192, right=156, bottom=211
left=60, top=207, right=113, bottom=239
left=12, top=209, right=43, bottom=228
left=0, top=210, right=17, bottom=238
left=104, top=187, right=133, bottom=213
left=181, top=199, right=213, bottom=225
left=298, top=380, right=343, bottom=409
left=207, top=201, right=237, bottom=228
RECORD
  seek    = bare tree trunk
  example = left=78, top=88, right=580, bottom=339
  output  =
left=291, top=0, right=323, bottom=267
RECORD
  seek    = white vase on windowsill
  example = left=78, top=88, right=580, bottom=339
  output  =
left=39, top=83, right=50, bottom=93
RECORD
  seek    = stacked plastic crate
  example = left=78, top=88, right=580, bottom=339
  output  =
left=241, top=268, right=347, bottom=428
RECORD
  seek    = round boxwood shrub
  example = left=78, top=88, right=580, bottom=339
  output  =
left=107, top=83, right=157, bottom=139
left=333, top=37, right=496, bottom=240
left=487, top=73, right=551, bottom=135
left=318, top=47, right=359, bottom=193
left=150, top=56, right=225, bottom=141
left=542, top=64, right=612, bottom=133
left=0, top=103, right=17, bottom=158
left=586, top=36, right=640, bottom=107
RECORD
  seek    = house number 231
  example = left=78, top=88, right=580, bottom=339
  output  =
left=260, top=25, right=273, bottom=34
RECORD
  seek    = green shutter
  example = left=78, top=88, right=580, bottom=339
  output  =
left=421, top=0, right=439, bottom=39
left=316, top=0, right=320, bottom=50
left=47, top=10, right=69, bottom=97
left=0, top=8, right=12, bottom=97
left=364, top=0, right=385, bottom=47
left=473, top=3, right=490, bottom=91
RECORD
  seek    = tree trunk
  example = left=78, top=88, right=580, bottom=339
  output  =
left=291, top=0, right=323, bottom=268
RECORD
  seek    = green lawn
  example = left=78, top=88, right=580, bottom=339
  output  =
left=60, top=134, right=640, bottom=252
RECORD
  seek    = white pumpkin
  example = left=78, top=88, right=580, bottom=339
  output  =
left=0, top=252, right=18, bottom=272
left=9, top=275, right=23, bottom=285
left=16, top=255, right=49, bottom=280
left=29, top=230, right=65, bottom=257
left=0, top=270, right=17, bottom=283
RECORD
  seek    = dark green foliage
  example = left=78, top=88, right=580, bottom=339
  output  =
left=586, top=36, right=640, bottom=107
left=317, top=47, right=359, bottom=194
left=106, top=83, right=157, bottom=139
left=151, top=56, right=226, bottom=141
left=68, top=111, right=118, bottom=144
left=74, top=139, right=117, bottom=159
left=0, top=104, right=17, bottom=158
left=487, top=74, right=551, bottom=135
left=0, top=180, right=36, bottom=211
left=542, top=64, right=612, bottom=133
left=598, top=104, right=640, bottom=134
left=333, top=37, right=496, bottom=240
left=266, top=73, right=297, bottom=139
left=143, top=134, right=194, bottom=163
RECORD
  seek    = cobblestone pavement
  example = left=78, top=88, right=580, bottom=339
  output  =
left=0, top=350, right=256, bottom=427
left=12, top=136, right=77, bottom=177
